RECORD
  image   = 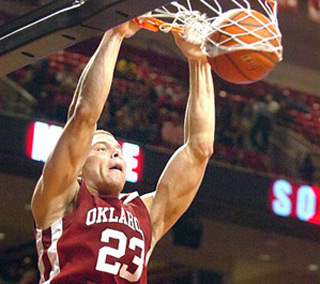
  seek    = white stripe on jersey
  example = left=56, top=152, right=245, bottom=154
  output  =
left=45, top=218, right=63, bottom=283
left=146, top=247, right=154, bottom=265
left=123, top=192, right=139, bottom=204
left=36, top=229, right=45, bottom=284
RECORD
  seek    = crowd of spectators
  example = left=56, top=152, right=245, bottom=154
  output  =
left=2, top=46, right=319, bottom=177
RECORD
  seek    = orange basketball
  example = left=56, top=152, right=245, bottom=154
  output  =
left=206, top=9, right=282, bottom=84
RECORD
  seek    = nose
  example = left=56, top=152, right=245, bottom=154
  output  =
left=111, top=149, right=120, bottom=159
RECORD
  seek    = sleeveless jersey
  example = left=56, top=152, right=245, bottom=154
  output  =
left=35, top=181, right=152, bottom=284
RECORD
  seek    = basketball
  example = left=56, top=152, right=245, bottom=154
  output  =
left=205, top=9, right=282, bottom=84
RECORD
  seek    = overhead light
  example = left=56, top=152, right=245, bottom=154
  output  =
left=259, top=254, right=271, bottom=262
left=0, top=233, right=6, bottom=240
left=308, top=264, right=319, bottom=271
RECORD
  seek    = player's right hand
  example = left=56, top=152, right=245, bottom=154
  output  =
left=114, top=20, right=141, bottom=38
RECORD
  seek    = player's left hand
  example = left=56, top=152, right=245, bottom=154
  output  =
left=173, top=32, right=207, bottom=62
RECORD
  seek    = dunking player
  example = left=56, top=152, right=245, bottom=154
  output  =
left=31, top=19, right=215, bottom=283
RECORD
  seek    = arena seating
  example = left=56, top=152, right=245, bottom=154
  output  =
left=5, top=47, right=320, bottom=179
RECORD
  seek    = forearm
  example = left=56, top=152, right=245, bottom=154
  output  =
left=68, top=30, right=124, bottom=122
left=68, top=63, right=89, bottom=119
left=149, top=60, right=215, bottom=242
left=184, top=59, right=215, bottom=156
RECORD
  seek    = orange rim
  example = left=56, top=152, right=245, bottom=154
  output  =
left=265, top=0, right=278, bottom=14
left=132, top=17, right=182, bottom=33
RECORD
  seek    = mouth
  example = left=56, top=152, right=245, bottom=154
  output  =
left=109, top=165, right=123, bottom=172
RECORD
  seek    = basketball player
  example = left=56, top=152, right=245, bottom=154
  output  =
left=31, top=19, right=215, bottom=283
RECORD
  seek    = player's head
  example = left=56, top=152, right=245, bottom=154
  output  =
left=80, top=130, right=126, bottom=196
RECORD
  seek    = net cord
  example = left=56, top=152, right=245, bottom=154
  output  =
left=138, top=0, right=282, bottom=60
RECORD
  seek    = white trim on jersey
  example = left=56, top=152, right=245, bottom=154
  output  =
left=36, top=218, right=64, bottom=284
left=118, top=193, right=126, bottom=199
left=123, top=191, right=139, bottom=204
left=46, top=218, right=63, bottom=283
left=146, top=246, right=154, bottom=265
left=36, top=229, right=46, bottom=284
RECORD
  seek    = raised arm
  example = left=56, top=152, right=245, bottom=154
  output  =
left=31, top=22, right=139, bottom=229
left=142, top=34, right=215, bottom=248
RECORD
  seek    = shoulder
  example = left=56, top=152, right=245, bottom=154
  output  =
left=32, top=178, right=80, bottom=230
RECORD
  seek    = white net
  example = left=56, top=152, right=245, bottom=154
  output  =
left=138, top=0, right=283, bottom=61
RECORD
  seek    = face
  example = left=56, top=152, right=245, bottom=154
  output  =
left=81, top=132, right=126, bottom=196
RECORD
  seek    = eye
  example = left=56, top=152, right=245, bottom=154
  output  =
left=97, top=147, right=107, bottom=152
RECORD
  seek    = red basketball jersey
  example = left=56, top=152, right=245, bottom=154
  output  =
left=35, top=181, right=152, bottom=284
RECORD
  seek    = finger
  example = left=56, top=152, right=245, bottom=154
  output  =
left=172, top=31, right=184, bottom=46
left=173, top=31, right=184, bottom=39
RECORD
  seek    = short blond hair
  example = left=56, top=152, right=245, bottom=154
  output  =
left=94, top=129, right=115, bottom=138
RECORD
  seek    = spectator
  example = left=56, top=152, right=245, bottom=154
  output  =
left=53, top=92, right=71, bottom=122
left=55, top=64, right=77, bottom=94
left=234, top=105, right=252, bottom=149
left=299, top=152, right=315, bottom=185
left=282, top=89, right=309, bottom=113
left=34, top=90, right=54, bottom=119
left=130, top=107, right=157, bottom=143
left=250, top=94, right=278, bottom=153
left=22, top=59, right=50, bottom=97
left=114, top=105, right=134, bottom=138
left=161, top=110, right=184, bottom=149
left=266, top=93, right=280, bottom=114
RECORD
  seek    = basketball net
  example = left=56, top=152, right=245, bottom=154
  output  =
left=134, top=0, right=283, bottom=61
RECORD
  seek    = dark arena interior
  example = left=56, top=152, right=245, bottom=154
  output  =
left=1, top=0, right=320, bottom=283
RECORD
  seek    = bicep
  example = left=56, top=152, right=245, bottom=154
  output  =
left=42, top=117, right=95, bottom=185
left=148, top=145, right=209, bottom=245
left=31, top=117, right=95, bottom=228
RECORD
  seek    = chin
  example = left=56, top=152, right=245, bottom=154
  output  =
left=100, top=177, right=125, bottom=195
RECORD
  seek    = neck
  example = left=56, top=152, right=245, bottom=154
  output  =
left=84, top=179, right=120, bottom=197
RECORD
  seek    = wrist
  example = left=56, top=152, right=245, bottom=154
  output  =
left=188, top=57, right=209, bottom=66
left=101, top=29, right=125, bottom=47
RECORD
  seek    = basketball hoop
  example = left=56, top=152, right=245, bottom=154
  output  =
left=134, top=0, right=283, bottom=61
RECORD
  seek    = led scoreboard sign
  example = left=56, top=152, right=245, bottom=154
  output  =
left=270, top=179, right=320, bottom=225
left=26, top=121, right=143, bottom=183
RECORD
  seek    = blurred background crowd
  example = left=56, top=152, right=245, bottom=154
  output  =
left=1, top=46, right=318, bottom=184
